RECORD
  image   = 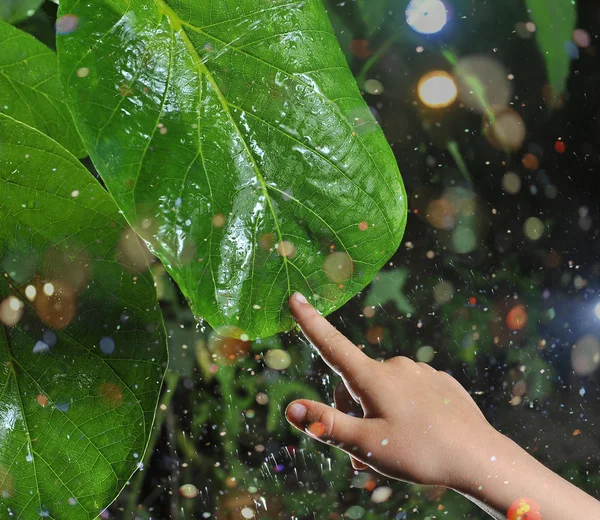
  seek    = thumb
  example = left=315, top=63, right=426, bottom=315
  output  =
left=285, top=399, right=365, bottom=449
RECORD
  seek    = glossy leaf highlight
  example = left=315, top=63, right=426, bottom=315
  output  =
left=58, top=0, right=407, bottom=339
left=0, top=114, right=167, bottom=519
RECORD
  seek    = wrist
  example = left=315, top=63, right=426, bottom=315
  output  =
left=449, top=426, right=514, bottom=494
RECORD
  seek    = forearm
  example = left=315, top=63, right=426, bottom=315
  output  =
left=451, top=429, right=600, bottom=519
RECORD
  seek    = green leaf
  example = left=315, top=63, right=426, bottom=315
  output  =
left=0, top=21, right=86, bottom=157
left=364, top=268, right=414, bottom=314
left=0, top=113, right=167, bottom=518
left=57, top=0, right=407, bottom=339
left=0, top=0, right=43, bottom=25
left=525, top=0, right=577, bottom=102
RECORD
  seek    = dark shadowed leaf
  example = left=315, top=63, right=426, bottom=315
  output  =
left=0, top=113, right=167, bottom=519
left=0, top=21, right=86, bottom=157
left=525, top=0, right=576, bottom=102
left=57, top=0, right=407, bottom=340
left=0, top=0, right=43, bottom=25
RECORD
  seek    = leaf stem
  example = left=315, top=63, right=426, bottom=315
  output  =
left=356, top=35, right=400, bottom=86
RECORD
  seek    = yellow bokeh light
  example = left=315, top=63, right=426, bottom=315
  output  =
left=418, top=71, right=458, bottom=108
left=25, top=285, right=37, bottom=301
left=43, top=282, right=55, bottom=296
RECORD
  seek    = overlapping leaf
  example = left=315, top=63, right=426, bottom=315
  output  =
left=0, top=21, right=86, bottom=157
left=0, top=0, right=43, bottom=25
left=0, top=114, right=167, bottom=519
left=57, top=0, right=407, bottom=339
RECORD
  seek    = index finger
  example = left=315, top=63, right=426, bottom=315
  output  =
left=289, top=292, right=376, bottom=384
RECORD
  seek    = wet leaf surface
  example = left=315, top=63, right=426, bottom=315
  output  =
left=57, top=0, right=407, bottom=339
left=0, top=114, right=167, bottom=519
left=0, top=21, right=85, bottom=157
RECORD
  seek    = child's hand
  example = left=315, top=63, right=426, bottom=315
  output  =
left=285, top=292, right=600, bottom=520
left=284, top=291, right=493, bottom=488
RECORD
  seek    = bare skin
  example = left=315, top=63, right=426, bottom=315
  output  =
left=285, top=292, right=600, bottom=519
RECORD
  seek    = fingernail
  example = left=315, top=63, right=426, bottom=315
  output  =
left=286, top=402, right=307, bottom=423
left=292, top=292, right=308, bottom=304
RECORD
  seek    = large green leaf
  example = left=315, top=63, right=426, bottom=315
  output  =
left=0, top=114, right=167, bottom=519
left=0, top=0, right=43, bottom=25
left=0, top=21, right=86, bottom=157
left=57, top=0, right=407, bottom=339
left=525, top=0, right=577, bottom=101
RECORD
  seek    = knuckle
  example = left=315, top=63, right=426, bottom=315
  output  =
left=317, top=408, right=337, bottom=439
left=385, top=356, right=413, bottom=369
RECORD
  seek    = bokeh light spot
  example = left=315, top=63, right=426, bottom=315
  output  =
left=418, top=71, right=457, bottom=108
left=522, top=153, right=539, bottom=171
left=507, top=497, right=541, bottom=520
left=276, top=240, right=297, bottom=259
left=264, top=349, right=291, bottom=370
left=99, top=382, right=123, bottom=409
left=307, top=421, right=326, bottom=438
left=484, top=108, right=526, bottom=152
left=323, top=252, right=354, bottom=283
left=433, top=280, right=454, bottom=304
left=36, top=394, right=49, bottom=407
left=179, top=484, right=199, bottom=498
left=416, top=346, right=435, bottom=363
left=573, top=28, right=591, bottom=48
left=571, top=335, right=600, bottom=376
left=506, top=305, right=528, bottom=331
left=349, top=39, right=372, bottom=59
left=25, top=285, right=37, bottom=301
left=99, top=337, right=115, bottom=355
left=406, top=0, right=448, bottom=34
left=364, top=79, right=384, bottom=95
left=0, top=296, right=24, bottom=327
left=208, top=326, right=251, bottom=364
left=212, top=213, right=226, bottom=228
left=502, top=172, right=522, bottom=195
left=55, top=14, right=79, bottom=35
left=524, top=217, right=544, bottom=240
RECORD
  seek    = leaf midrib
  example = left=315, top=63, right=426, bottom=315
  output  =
left=154, top=0, right=293, bottom=313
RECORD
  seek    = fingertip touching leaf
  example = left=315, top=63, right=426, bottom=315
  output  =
left=0, top=20, right=86, bottom=157
left=0, top=113, right=167, bottom=519
left=57, top=0, right=407, bottom=339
